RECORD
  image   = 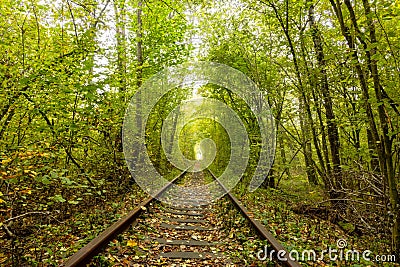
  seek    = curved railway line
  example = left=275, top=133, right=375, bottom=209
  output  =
left=62, top=169, right=301, bottom=267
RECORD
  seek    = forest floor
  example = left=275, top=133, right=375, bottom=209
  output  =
left=1, top=175, right=397, bottom=266
left=236, top=176, right=396, bottom=266
left=0, top=182, right=149, bottom=266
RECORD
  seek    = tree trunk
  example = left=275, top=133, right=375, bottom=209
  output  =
left=113, top=0, right=127, bottom=153
left=133, top=0, right=143, bottom=162
left=308, top=2, right=342, bottom=198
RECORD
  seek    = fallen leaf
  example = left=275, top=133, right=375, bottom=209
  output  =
left=127, top=240, right=137, bottom=247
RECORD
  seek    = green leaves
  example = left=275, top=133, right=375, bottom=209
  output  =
left=51, top=194, right=66, bottom=203
left=61, top=176, right=74, bottom=186
left=36, top=175, right=51, bottom=185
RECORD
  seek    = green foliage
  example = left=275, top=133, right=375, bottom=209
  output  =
left=1, top=0, right=400, bottom=264
left=0, top=0, right=191, bottom=264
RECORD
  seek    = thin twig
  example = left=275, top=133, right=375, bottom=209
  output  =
left=159, top=0, right=186, bottom=21
left=4, top=211, right=50, bottom=223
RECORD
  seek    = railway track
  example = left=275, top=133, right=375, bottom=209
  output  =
left=62, top=170, right=301, bottom=267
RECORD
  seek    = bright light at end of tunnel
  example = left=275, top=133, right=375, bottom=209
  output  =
left=195, top=146, right=203, bottom=160
left=195, top=151, right=203, bottom=160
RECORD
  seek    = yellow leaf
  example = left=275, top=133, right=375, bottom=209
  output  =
left=127, top=240, right=137, bottom=247
left=21, top=190, right=32, bottom=195
left=107, top=255, right=115, bottom=262
left=1, top=158, right=12, bottom=164
left=0, top=198, right=5, bottom=204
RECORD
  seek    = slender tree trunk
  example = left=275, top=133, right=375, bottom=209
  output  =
left=279, top=130, right=291, bottom=180
left=367, top=129, right=380, bottom=172
left=0, top=107, right=15, bottom=141
left=299, top=29, right=326, bottom=181
left=136, top=0, right=143, bottom=89
left=264, top=100, right=284, bottom=189
left=114, top=0, right=127, bottom=94
left=133, top=0, right=143, bottom=164
left=308, top=2, right=342, bottom=198
left=113, top=0, right=127, bottom=157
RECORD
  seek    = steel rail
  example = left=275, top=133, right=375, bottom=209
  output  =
left=208, top=170, right=302, bottom=267
left=62, top=170, right=188, bottom=267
